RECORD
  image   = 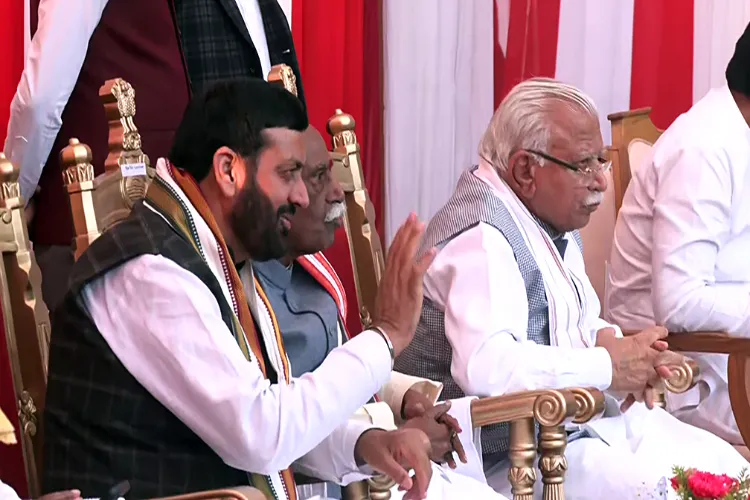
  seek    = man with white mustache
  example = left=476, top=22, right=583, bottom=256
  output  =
left=253, top=126, right=508, bottom=499
left=394, top=78, right=750, bottom=499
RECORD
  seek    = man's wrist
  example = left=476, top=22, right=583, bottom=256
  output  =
left=354, top=428, right=387, bottom=466
left=370, top=325, right=395, bottom=368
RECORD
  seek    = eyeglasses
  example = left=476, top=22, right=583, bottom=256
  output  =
left=525, top=149, right=612, bottom=177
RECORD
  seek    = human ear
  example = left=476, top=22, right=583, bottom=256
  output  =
left=211, top=146, right=247, bottom=197
left=509, top=150, right=537, bottom=198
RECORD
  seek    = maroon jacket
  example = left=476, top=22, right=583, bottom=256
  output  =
left=31, top=0, right=191, bottom=246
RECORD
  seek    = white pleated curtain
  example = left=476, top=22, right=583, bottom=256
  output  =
left=382, top=0, right=494, bottom=243
left=693, top=0, right=750, bottom=104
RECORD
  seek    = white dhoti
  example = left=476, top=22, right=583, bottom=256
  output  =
left=486, top=404, right=748, bottom=500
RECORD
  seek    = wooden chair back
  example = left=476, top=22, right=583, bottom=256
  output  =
left=580, top=108, right=663, bottom=308
left=0, top=154, right=51, bottom=497
left=326, top=112, right=384, bottom=329
left=63, top=78, right=154, bottom=260
left=608, top=107, right=663, bottom=214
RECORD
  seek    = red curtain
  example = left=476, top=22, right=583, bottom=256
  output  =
left=292, top=0, right=384, bottom=337
left=494, top=0, right=562, bottom=108
left=630, top=0, right=694, bottom=129
left=0, top=0, right=30, bottom=495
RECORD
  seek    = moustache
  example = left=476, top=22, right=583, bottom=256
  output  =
left=278, top=204, right=296, bottom=219
left=325, top=202, right=346, bottom=223
left=584, top=191, right=604, bottom=206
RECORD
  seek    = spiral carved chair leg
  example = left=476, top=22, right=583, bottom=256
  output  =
left=367, top=475, right=395, bottom=500
left=538, top=425, right=568, bottom=500
left=508, top=418, right=537, bottom=500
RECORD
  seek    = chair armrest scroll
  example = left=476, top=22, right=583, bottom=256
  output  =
left=470, top=388, right=599, bottom=428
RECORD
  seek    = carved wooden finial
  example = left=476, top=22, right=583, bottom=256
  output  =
left=99, top=78, right=149, bottom=174
left=268, top=64, right=298, bottom=97
left=60, top=138, right=95, bottom=186
left=327, top=110, right=358, bottom=150
left=0, top=152, right=21, bottom=208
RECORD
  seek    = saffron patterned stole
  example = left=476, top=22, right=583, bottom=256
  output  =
left=145, top=160, right=296, bottom=500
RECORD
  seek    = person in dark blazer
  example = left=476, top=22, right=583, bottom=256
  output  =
left=3, top=0, right=304, bottom=313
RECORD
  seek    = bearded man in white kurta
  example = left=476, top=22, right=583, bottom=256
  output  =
left=606, top=22, right=750, bottom=449
left=44, top=79, right=442, bottom=500
left=394, top=78, right=750, bottom=500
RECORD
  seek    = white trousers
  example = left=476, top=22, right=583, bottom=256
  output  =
left=486, top=404, right=748, bottom=500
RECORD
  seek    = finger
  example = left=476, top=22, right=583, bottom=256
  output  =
left=444, top=451, right=457, bottom=469
left=399, top=220, right=425, bottom=273
left=415, top=247, right=437, bottom=276
left=403, top=448, right=432, bottom=500
left=425, top=401, right=452, bottom=420
left=437, top=412, right=463, bottom=434
left=375, top=453, right=414, bottom=493
left=386, top=213, right=416, bottom=266
left=620, top=393, right=636, bottom=412
left=644, top=386, right=656, bottom=410
left=655, top=364, right=674, bottom=379
left=651, top=340, right=669, bottom=351
left=655, top=350, right=685, bottom=367
left=639, top=326, right=668, bottom=346
left=452, top=432, right=468, bottom=464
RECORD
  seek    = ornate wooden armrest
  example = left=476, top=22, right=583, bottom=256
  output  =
left=151, top=486, right=266, bottom=500
left=469, top=388, right=605, bottom=500
left=665, top=331, right=750, bottom=354
left=621, top=330, right=703, bottom=394
left=666, top=331, right=750, bottom=449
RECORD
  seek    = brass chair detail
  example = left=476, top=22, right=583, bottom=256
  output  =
left=63, top=77, right=154, bottom=260
left=0, top=153, right=52, bottom=498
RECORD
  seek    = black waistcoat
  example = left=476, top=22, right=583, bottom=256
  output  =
left=42, top=202, right=249, bottom=498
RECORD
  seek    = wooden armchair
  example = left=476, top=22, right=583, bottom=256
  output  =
left=0, top=154, right=52, bottom=497
left=62, top=78, right=154, bottom=259
left=608, top=108, right=750, bottom=453
left=326, top=110, right=606, bottom=500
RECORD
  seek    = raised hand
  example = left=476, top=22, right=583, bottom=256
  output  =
left=354, top=428, right=433, bottom=500
left=371, top=213, right=436, bottom=356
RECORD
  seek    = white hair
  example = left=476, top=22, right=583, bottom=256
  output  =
left=478, top=78, right=599, bottom=172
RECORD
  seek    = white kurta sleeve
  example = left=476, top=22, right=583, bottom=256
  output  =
left=3, top=0, right=109, bottom=202
left=423, top=223, right=613, bottom=396
left=651, top=147, right=750, bottom=336
left=81, top=255, right=393, bottom=475
left=377, top=371, right=443, bottom=423
left=292, top=419, right=378, bottom=485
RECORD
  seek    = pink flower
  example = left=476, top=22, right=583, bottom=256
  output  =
left=686, top=470, right=738, bottom=498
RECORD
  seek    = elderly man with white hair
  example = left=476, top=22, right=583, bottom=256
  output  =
left=394, top=78, right=749, bottom=499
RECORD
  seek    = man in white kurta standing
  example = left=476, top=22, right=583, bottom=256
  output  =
left=606, top=23, right=750, bottom=449
left=394, top=78, right=750, bottom=499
